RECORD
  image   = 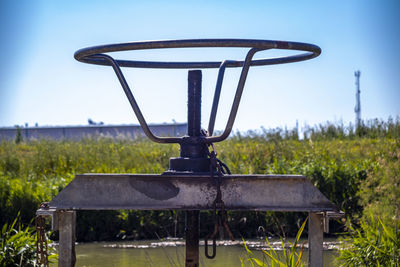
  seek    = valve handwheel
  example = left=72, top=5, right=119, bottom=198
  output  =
left=75, top=39, right=321, bottom=144
left=72, top=40, right=324, bottom=266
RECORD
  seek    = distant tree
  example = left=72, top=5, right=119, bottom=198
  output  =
left=15, top=126, right=23, bottom=144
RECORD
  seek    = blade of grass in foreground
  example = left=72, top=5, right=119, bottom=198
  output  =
left=243, top=217, right=308, bottom=267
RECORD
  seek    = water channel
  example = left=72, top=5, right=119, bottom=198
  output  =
left=51, top=239, right=339, bottom=266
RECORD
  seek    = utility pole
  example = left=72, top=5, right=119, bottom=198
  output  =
left=354, top=70, right=361, bottom=128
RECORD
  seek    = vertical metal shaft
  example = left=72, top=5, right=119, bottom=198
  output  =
left=185, top=70, right=202, bottom=267
left=186, top=210, right=199, bottom=267
left=188, top=70, right=202, bottom=137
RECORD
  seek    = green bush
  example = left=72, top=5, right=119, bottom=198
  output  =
left=0, top=216, right=37, bottom=267
left=0, top=214, right=58, bottom=267
left=338, top=214, right=400, bottom=266
left=358, top=141, right=400, bottom=224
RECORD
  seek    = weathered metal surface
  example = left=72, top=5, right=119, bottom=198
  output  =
left=58, top=211, right=76, bottom=267
left=47, top=174, right=338, bottom=212
left=167, top=70, right=210, bottom=173
left=36, top=208, right=58, bottom=231
left=308, top=212, right=324, bottom=267
left=187, top=70, right=202, bottom=139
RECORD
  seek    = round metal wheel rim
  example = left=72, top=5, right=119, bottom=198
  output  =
left=74, top=38, right=321, bottom=69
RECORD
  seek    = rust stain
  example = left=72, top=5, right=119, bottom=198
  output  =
left=129, top=178, right=179, bottom=200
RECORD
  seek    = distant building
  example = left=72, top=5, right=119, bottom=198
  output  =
left=0, top=123, right=187, bottom=141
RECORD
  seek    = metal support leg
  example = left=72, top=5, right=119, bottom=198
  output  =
left=58, top=210, right=76, bottom=267
left=186, top=210, right=199, bottom=267
left=308, top=212, right=324, bottom=267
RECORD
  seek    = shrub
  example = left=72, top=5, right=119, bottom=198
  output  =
left=358, top=141, right=400, bottom=224
left=0, top=215, right=58, bottom=267
left=338, top=214, right=400, bottom=266
left=0, top=216, right=36, bottom=267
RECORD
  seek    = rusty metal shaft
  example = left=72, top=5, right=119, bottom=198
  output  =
left=186, top=210, right=199, bottom=267
left=188, top=70, right=202, bottom=137
left=185, top=70, right=203, bottom=267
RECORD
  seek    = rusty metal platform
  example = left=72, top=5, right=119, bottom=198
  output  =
left=47, top=174, right=338, bottom=212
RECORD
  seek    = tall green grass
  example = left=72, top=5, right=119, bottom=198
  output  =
left=0, top=213, right=58, bottom=267
left=338, top=214, right=400, bottom=266
left=0, top=215, right=37, bottom=267
left=242, top=218, right=308, bottom=267
left=0, top=119, right=399, bottom=241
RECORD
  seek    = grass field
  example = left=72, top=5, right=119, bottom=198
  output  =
left=0, top=118, right=399, bottom=241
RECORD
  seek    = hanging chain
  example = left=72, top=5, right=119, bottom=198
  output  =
left=203, top=130, right=234, bottom=259
left=36, top=202, right=49, bottom=267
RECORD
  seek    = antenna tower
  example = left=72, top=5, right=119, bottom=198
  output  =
left=354, top=70, right=361, bottom=128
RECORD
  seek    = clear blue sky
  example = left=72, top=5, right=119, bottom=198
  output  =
left=1, top=0, right=399, bottom=132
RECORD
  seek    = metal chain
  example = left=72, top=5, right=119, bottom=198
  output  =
left=203, top=131, right=234, bottom=259
left=36, top=203, right=49, bottom=267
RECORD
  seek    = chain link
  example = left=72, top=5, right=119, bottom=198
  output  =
left=204, top=131, right=234, bottom=259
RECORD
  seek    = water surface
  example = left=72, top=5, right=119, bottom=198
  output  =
left=57, top=239, right=339, bottom=266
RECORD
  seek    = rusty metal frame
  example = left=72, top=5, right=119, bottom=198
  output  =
left=74, top=39, right=321, bottom=144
